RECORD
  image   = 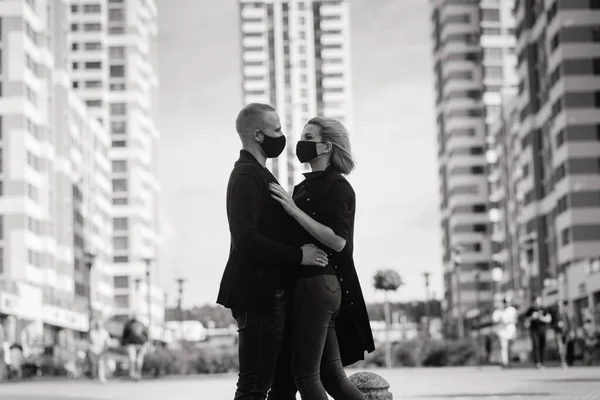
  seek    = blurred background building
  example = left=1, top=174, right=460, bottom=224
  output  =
left=67, top=0, right=165, bottom=336
left=429, top=0, right=517, bottom=336
left=239, top=0, right=352, bottom=188
left=487, top=0, right=600, bottom=326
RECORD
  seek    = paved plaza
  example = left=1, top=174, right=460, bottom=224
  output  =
left=0, top=367, right=599, bottom=400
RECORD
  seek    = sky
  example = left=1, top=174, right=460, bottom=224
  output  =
left=155, top=0, right=441, bottom=308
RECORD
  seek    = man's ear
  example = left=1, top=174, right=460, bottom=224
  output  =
left=253, top=129, right=263, bottom=143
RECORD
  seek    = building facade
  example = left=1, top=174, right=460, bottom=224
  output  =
left=239, top=0, right=352, bottom=188
left=0, top=0, right=113, bottom=352
left=68, top=0, right=164, bottom=335
left=488, top=0, right=600, bottom=325
left=429, top=0, right=517, bottom=335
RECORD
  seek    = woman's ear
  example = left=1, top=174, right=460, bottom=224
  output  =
left=324, top=142, right=333, bottom=153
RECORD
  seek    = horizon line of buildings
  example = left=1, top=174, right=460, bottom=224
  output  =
left=431, top=0, right=600, bottom=335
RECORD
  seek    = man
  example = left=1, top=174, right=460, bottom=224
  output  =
left=551, top=301, right=572, bottom=368
left=524, top=296, right=551, bottom=369
left=121, top=314, right=149, bottom=381
left=217, top=103, right=327, bottom=400
left=89, top=319, right=110, bottom=383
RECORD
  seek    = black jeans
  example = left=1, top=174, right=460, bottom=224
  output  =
left=291, top=275, right=365, bottom=400
left=530, top=329, right=546, bottom=365
left=233, top=289, right=288, bottom=400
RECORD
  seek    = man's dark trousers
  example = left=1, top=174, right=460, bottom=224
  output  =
left=233, top=289, right=290, bottom=400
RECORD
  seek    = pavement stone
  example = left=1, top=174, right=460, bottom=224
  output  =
left=0, top=366, right=598, bottom=400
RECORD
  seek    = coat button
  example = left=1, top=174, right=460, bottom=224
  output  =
left=333, top=265, right=337, bottom=269
left=312, top=212, right=316, bottom=216
left=350, top=302, right=354, bottom=306
left=339, top=278, right=343, bottom=282
left=345, top=290, right=349, bottom=294
left=306, top=198, right=310, bottom=202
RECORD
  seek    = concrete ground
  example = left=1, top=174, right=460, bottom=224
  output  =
left=0, top=366, right=599, bottom=400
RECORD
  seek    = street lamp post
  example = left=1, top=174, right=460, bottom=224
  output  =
left=163, top=293, right=168, bottom=344
left=143, top=258, right=153, bottom=342
left=176, top=278, right=186, bottom=344
left=423, top=272, right=431, bottom=338
left=83, top=251, right=96, bottom=333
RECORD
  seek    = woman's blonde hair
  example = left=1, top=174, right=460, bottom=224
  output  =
left=306, top=117, right=356, bottom=175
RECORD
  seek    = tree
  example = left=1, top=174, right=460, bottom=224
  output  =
left=373, top=269, right=404, bottom=368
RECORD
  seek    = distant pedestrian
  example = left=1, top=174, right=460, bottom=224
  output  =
left=582, top=315, right=598, bottom=366
left=524, top=296, right=551, bottom=369
left=493, top=297, right=518, bottom=369
left=121, top=315, right=149, bottom=381
left=89, top=320, right=110, bottom=383
left=550, top=301, right=573, bottom=369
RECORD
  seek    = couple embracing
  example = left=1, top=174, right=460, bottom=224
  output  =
left=217, top=103, right=375, bottom=400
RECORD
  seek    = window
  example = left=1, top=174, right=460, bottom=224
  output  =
left=85, top=42, right=102, bottom=51
left=112, top=160, right=127, bottom=172
left=85, top=62, right=101, bottom=70
left=85, top=80, right=102, bottom=88
left=0, top=216, right=3, bottom=240
left=0, top=248, right=3, bottom=273
left=71, top=4, right=78, bottom=12
left=84, top=4, right=101, bottom=13
left=114, top=276, right=129, bottom=289
left=0, top=182, right=3, bottom=196
left=112, top=179, right=127, bottom=192
left=86, top=99, right=102, bottom=108
left=449, top=128, right=476, bottom=137
left=484, top=47, right=503, bottom=60
left=71, top=23, right=79, bottom=32
left=561, top=227, right=572, bottom=246
left=114, top=295, right=129, bottom=308
left=110, top=65, right=125, bottom=77
left=113, top=237, right=128, bottom=250
left=109, top=46, right=125, bottom=59
left=482, top=28, right=501, bottom=35
left=113, top=217, right=128, bottom=230
left=110, top=103, right=126, bottom=115
left=71, top=42, right=79, bottom=51
left=113, top=256, right=128, bottom=263
left=110, top=83, right=126, bottom=91
left=481, top=9, right=501, bottom=22
left=84, top=23, right=102, bottom=32
left=108, top=8, right=125, bottom=22
left=113, top=198, right=128, bottom=205
left=111, top=121, right=126, bottom=134
left=445, top=14, right=470, bottom=24
left=484, top=66, right=504, bottom=79
left=112, top=140, right=126, bottom=148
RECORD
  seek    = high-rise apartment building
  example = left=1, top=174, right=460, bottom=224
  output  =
left=68, top=0, right=164, bottom=335
left=239, top=0, right=352, bottom=188
left=0, top=0, right=112, bottom=349
left=488, top=0, right=600, bottom=324
left=429, top=0, right=517, bottom=334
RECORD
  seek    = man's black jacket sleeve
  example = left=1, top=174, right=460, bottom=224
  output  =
left=228, top=172, right=302, bottom=265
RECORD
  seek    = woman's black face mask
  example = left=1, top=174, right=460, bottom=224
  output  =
left=296, top=140, right=327, bottom=163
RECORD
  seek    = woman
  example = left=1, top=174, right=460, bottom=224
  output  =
left=492, top=297, right=517, bottom=369
left=270, top=117, right=375, bottom=400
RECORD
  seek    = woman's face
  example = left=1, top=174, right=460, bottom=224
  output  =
left=301, top=124, right=323, bottom=142
left=301, top=124, right=331, bottom=155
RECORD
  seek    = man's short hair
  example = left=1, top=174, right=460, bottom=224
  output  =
left=235, top=103, right=276, bottom=135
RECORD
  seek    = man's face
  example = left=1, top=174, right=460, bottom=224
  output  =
left=260, top=111, right=283, bottom=138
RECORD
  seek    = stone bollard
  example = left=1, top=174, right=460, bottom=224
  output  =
left=349, top=371, right=393, bottom=400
